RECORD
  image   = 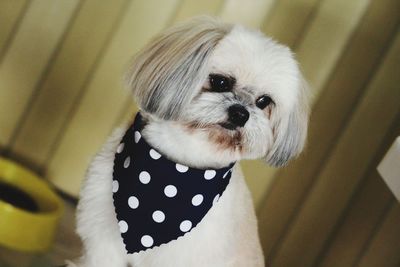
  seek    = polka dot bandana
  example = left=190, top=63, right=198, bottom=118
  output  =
left=112, top=113, right=235, bottom=254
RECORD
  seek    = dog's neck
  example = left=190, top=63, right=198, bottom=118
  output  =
left=140, top=115, right=239, bottom=170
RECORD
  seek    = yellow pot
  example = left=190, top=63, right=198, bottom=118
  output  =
left=0, top=157, right=63, bottom=252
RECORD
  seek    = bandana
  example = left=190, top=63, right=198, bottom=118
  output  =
left=112, top=113, right=235, bottom=254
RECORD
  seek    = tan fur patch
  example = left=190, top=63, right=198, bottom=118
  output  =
left=208, top=129, right=243, bottom=152
left=184, top=122, right=243, bottom=152
left=265, top=105, right=273, bottom=120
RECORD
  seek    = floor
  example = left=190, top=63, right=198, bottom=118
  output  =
left=0, top=200, right=82, bottom=267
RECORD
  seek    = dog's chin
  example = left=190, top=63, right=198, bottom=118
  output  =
left=186, top=121, right=246, bottom=153
left=205, top=123, right=270, bottom=160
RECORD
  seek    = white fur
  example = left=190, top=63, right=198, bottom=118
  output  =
left=69, top=17, right=308, bottom=267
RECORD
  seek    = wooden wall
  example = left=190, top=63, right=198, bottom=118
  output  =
left=0, top=1, right=399, bottom=266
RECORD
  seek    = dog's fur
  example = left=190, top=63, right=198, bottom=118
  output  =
left=69, top=17, right=308, bottom=267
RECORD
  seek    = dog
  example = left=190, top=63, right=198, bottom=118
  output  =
left=68, top=16, right=308, bottom=267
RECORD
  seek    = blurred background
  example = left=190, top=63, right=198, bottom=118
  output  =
left=0, top=0, right=399, bottom=266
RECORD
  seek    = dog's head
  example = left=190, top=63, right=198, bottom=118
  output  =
left=125, top=17, right=309, bottom=167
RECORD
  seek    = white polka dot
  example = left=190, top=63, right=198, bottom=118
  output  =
left=118, top=220, right=128, bottom=233
left=149, top=149, right=161, bottom=160
left=204, top=170, right=216, bottom=180
left=164, top=185, right=177, bottom=198
left=123, top=156, right=130, bottom=168
left=139, top=171, right=151, bottom=184
left=191, top=194, right=204, bottom=206
left=179, top=220, right=192, bottom=232
left=141, top=235, right=154, bottom=248
left=117, top=143, right=124, bottom=153
left=128, top=196, right=139, bottom=209
left=134, top=131, right=141, bottom=143
left=213, top=194, right=220, bottom=205
left=223, top=169, right=232, bottom=179
left=175, top=163, right=189, bottom=173
left=152, top=210, right=165, bottom=223
left=112, top=180, right=119, bottom=193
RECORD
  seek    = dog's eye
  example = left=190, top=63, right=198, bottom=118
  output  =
left=209, top=74, right=234, bottom=92
left=256, top=95, right=274, bottom=109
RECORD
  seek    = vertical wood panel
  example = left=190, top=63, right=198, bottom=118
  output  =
left=0, top=0, right=29, bottom=59
left=241, top=160, right=276, bottom=207
left=262, top=0, right=320, bottom=48
left=295, top=0, right=370, bottom=100
left=10, top=0, right=128, bottom=166
left=47, top=0, right=181, bottom=196
left=219, top=0, right=276, bottom=28
left=113, top=103, right=138, bottom=131
left=355, top=201, right=400, bottom=267
left=318, top=120, right=400, bottom=267
left=173, top=0, right=224, bottom=23
left=0, top=0, right=80, bottom=146
left=270, top=29, right=400, bottom=267
left=259, top=0, right=400, bottom=257
left=317, top=174, right=392, bottom=267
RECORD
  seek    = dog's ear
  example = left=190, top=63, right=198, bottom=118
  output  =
left=125, top=16, right=231, bottom=120
left=266, top=77, right=309, bottom=167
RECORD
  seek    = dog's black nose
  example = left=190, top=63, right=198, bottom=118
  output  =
left=227, top=104, right=249, bottom=128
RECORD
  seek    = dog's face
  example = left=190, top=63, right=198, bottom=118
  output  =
left=126, top=17, right=308, bottom=167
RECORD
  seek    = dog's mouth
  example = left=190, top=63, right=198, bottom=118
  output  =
left=184, top=121, right=245, bottom=152
left=186, top=121, right=243, bottom=134
left=186, top=121, right=239, bottom=131
left=218, top=122, right=240, bottom=131
left=201, top=122, right=245, bottom=150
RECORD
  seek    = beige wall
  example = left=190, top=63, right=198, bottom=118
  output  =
left=1, top=1, right=399, bottom=266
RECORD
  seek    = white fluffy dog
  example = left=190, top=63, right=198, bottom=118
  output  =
left=69, top=17, right=308, bottom=267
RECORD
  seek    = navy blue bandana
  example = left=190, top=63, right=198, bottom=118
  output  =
left=112, top=113, right=235, bottom=254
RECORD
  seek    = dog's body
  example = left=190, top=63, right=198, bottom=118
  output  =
left=70, top=17, right=308, bottom=267
left=73, top=126, right=264, bottom=267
